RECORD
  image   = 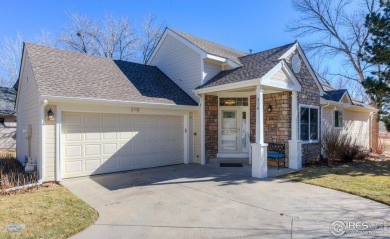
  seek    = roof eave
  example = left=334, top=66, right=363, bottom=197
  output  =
left=40, top=95, right=199, bottom=110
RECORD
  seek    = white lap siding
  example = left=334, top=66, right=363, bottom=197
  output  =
left=322, top=107, right=370, bottom=148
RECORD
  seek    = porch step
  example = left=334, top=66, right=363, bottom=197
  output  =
left=209, top=158, right=249, bottom=165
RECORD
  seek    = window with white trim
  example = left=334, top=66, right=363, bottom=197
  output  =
left=299, top=106, right=319, bottom=141
left=334, top=109, right=343, bottom=128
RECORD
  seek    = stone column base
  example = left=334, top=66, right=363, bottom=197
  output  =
left=288, top=140, right=302, bottom=169
left=251, top=143, right=268, bottom=178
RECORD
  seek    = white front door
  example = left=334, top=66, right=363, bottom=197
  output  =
left=218, top=107, right=250, bottom=157
left=220, top=109, right=239, bottom=152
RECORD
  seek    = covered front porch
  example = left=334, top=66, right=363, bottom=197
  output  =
left=195, top=62, right=303, bottom=178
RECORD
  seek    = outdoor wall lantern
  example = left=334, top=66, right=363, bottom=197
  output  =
left=47, top=108, right=55, bottom=121
left=267, top=104, right=273, bottom=112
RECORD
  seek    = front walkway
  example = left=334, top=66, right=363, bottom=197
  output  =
left=62, top=164, right=390, bottom=239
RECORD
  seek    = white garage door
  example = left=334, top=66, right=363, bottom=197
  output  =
left=62, top=112, right=184, bottom=178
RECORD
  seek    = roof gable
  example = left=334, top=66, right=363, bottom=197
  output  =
left=147, top=28, right=246, bottom=67
left=169, top=28, right=247, bottom=65
left=24, top=43, right=197, bottom=106
left=278, top=43, right=324, bottom=95
left=196, top=42, right=295, bottom=89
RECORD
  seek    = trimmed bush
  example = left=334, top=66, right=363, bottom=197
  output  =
left=322, top=132, right=369, bottom=165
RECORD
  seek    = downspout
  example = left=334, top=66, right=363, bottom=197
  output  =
left=39, top=99, right=48, bottom=184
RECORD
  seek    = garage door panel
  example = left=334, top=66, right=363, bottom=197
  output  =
left=133, top=154, right=147, bottom=165
left=103, top=143, right=117, bottom=154
left=133, top=116, right=147, bottom=127
left=62, top=112, right=184, bottom=178
left=63, top=114, right=83, bottom=126
left=102, top=115, right=117, bottom=126
left=65, top=160, right=83, bottom=174
left=100, top=157, right=118, bottom=170
left=160, top=116, right=171, bottom=127
left=84, top=115, right=100, bottom=126
left=85, top=130, right=101, bottom=141
left=160, top=127, right=171, bottom=139
left=147, top=140, right=161, bottom=153
left=65, top=145, right=83, bottom=157
left=119, top=131, right=133, bottom=140
left=64, top=130, right=83, bottom=142
left=133, top=141, right=146, bottom=154
left=85, top=144, right=101, bottom=156
left=85, top=158, right=101, bottom=171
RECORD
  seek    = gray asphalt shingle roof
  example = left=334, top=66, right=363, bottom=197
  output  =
left=322, top=89, right=348, bottom=102
left=170, top=28, right=247, bottom=65
left=25, top=43, right=197, bottom=106
left=197, top=42, right=295, bottom=89
left=0, top=87, right=16, bottom=115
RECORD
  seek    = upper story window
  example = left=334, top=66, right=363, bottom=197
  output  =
left=219, top=97, right=248, bottom=106
left=299, top=105, right=319, bottom=142
left=334, top=109, right=343, bottom=128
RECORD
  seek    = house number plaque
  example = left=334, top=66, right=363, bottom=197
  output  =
left=131, top=107, right=140, bottom=112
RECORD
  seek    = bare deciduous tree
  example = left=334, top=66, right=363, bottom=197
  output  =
left=288, top=0, right=381, bottom=148
left=288, top=0, right=378, bottom=92
left=0, top=31, right=54, bottom=87
left=0, top=34, right=23, bottom=87
left=139, top=13, right=164, bottom=64
left=59, top=13, right=138, bottom=61
left=59, top=12, right=165, bottom=63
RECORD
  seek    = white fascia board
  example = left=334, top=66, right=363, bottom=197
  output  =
left=206, top=54, right=227, bottom=62
left=321, top=98, right=377, bottom=112
left=15, top=46, right=27, bottom=111
left=40, top=95, right=199, bottom=110
left=226, top=59, right=242, bottom=68
left=278, top=42, right=298, bottom=60
left=261, top=61, right=302, bottom=92
left=194, top=79, right=259, bottom=94
left=206, top=53, right=241, bottom=68
left=278, top=42, right=325, bottom=96
left=320, top=99, right=344, bottom=106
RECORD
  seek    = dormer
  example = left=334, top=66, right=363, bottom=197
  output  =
left=147, top=28, right=245, bottom=101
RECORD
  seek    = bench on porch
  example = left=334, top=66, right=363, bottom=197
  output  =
left=266, top=143, right=286, bottom=170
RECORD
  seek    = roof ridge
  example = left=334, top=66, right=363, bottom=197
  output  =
left=24, top=42, right=114, bottom=61
left=244, top=42, right=296, bottom=57
left=168, top=28, right=247, bottom=55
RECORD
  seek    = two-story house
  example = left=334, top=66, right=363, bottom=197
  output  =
left=15, top=28, right=377, bottom=182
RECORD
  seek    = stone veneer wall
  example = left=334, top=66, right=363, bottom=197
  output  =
left=250, top=95, right=256, bottom=143
left=205, top=95, right=218, bottom=159
left=250, top=92, right=292, bottom=166
left=286, top=50, right=321, bottom=165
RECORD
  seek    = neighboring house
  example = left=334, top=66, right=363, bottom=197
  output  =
left=15, top=28, right=377, bottom=182
left=320, top=82, right=377, bottom=149
left=0, top=86, right=17, bottom=150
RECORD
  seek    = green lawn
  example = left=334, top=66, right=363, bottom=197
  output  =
left=282, top=158, right=390, bottom=205
left=0, top=185, right=97, bottom=239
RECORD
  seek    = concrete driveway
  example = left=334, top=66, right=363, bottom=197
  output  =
left=62, top=164, right=390, bottom=239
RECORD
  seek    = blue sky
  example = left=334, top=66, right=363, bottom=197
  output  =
left=0, top=0, right=297, bottom=53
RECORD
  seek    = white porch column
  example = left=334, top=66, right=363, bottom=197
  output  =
left=200, top=94, right=206, bottom=165
left=251, top=85, right=268, bottom=178
left=288, top=91, right=302, bottom=169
